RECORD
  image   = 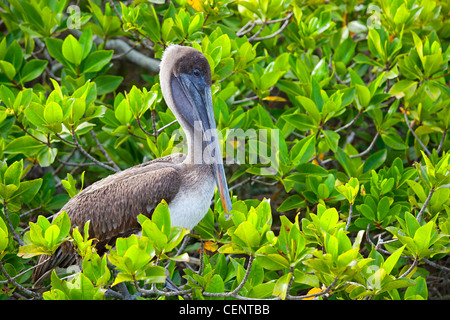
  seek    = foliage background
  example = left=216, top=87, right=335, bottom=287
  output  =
left=0, top=0, right=449, bottom=300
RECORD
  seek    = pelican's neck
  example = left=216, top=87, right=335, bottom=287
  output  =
left=182, top=125, right=206, bottom=166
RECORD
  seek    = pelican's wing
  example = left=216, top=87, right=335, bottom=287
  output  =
left=32, top=154, right=185, bottom=284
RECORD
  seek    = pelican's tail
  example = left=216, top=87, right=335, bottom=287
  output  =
left=32, top=245, right=77, bottom=287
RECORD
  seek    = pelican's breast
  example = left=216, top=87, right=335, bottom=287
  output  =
left=168, top=165, right=215, bottom=230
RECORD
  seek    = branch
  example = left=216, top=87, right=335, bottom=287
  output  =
left=105, top=39, right=160, bottom=73
left=237, top=12, right=293, bottom=39
left=436, top=128, right=447, bottom=155
left=422, top=258, right=450, bottom=272
left=0, top=261, right=41, bottom=299
left=251, top=14, right=293, bottom=41
left=71, top=127, right=119, bottom=173
left=287, top=277, right=339, bottom=300
left=69, top=29, right=160, bottom=74
left=335, top=110, right=363, bottom=133
left=416, top=187, right=434, bottom=222
left=2, top=201, right=24, bottom=246
left=403, top=109, right=431, bottom=156
left=203, top=254, right=254, bottom=298
left=399, top=258, right=419, bottom=278
left=349, top=132, right=380, bottom=158
left=89, top=130, right=121, bottom=172
left=345, top=203, right=353, bottom=231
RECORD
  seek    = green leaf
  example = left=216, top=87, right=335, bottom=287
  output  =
left=233, top=221, right=261, bottom=252
left=62, top=35, right=83, bottom=65
left=283, top=114, right=317, bottom=130
left=10, top=178, right=42, bottom=203
left=256, top=247, right=291, bottom=270
left=381, top=133, right=408, bottom=150
left=319, top=208, right=339, bottom=234
left=273, top=272, right=293, bottom=300
left=114, top=99, right=133, bottom=125
left=4, top=160, right=23, bottom=187
left=322, top=130, right=340, bottom=152
left=0, top=218, right=8, bottom=254
left=363, top=149, right=386, bottom=173
left=78, top=27, right=93, bottom=61
left=355, top=84, right=371, bottom=108
left=44, top=102, right=63, bottom=124
left=20, top=59, right=48, bottom=83
left=5, top=136, right=43, bottom=156
left=291, top=134, right=316, bottom=165
left=390, top=80, right=418, bottom=99
left=383, top=245, right=405, bottom=275
left=0, top=60, right=16, bottom=80
left=277, top=195, right=304, bottom=212
left=45, top=38, right=66, bottom=64
left=94, top=75, right=123, bottom=95
left=377, top=196, right=391, bottom=221
left=5, top=41, right=23, bottom=70
left=405, top=276, right=428, bottom=300
left=144, top=265, right=167, bottom=283
left=311, top=78, right=324, bottom=111
left=81, top=50, right=113, bottom=73
left=413, top=221, right=435, bottom=255
left=44, top=224, right=60, bottom=247
left=151, top=201, right=171, bottom=237
left=296, top=96, right=321, bottom=123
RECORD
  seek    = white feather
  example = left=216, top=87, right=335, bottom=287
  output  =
left=169, top=174, right=215, bottom=230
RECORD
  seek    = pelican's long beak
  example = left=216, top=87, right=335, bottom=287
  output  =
left=203, top=87, right=232, bottom=214
left=175, top=74, right=233, bottom=214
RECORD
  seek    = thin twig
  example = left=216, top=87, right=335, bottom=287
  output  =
left=237, top=12, right=293, bottom=39
left=2, top=201, right=24, bottom=246
left=251, top=14, right=293, bottom=41
left=19, top=206, right=43, bottom=219
left=151, top=109, right=158, bottom=144
left=233, top=95, right=259, bottom=104
left=0, top=261, right=41, bottom=299
left=54, top=132, right=77, bottom=146
left=422, top=258, right=450, bottom=272
left=287, top=277, right=338, bottom=300
left=90, top=130, right=121, bottom=172
left=203, top=255, right=254, bottom=298
left=349, top=132, right=380, bottom=158
left=345, top=203, right=353, bottom=231
left=403, top=109, right=431, bottom=156
left=335, top=110, right=363, bottom=133
left=416, top=187, right=434, bottom=222
left=157, top=120, right=178, bottom=133
left=399, top=258, right=419, bottom=278
left=248, top=20, right=267, bottom=41
left=436, top=128, right=447, bottom=155
left=71, top=127, right=118, bottom=172
left=136, top=117, right=154, bottom=137
left=56, top=158, right=97, bottom=167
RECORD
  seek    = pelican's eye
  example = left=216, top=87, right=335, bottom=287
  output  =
left=193, top=69, right=201, bottom=77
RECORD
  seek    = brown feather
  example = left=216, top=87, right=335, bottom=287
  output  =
left=32, top=153, right=185, bottom=284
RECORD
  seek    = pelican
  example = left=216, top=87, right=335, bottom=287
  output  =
left=32, top=45, right=232, bottom=284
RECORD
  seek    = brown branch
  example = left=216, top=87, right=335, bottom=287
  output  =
left=71, top=126, right=118, bottom=172
left=287, top=277, right=339, bottom=300
left=349, top=132, right=380, bottom=158
left=0, top=261, right=42, bottom=299
left=89, top=130, right=121, bottom=172
left=2, top=200, right=24, bottom=246
left=403, top=109, right=431, bottom=156
left=251, top=13, right=293, bottom=41
left=416, top=187, right=434, bottom=222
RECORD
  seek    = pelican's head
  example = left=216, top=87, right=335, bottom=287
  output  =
left=160, top=45, right=232, bottom=214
